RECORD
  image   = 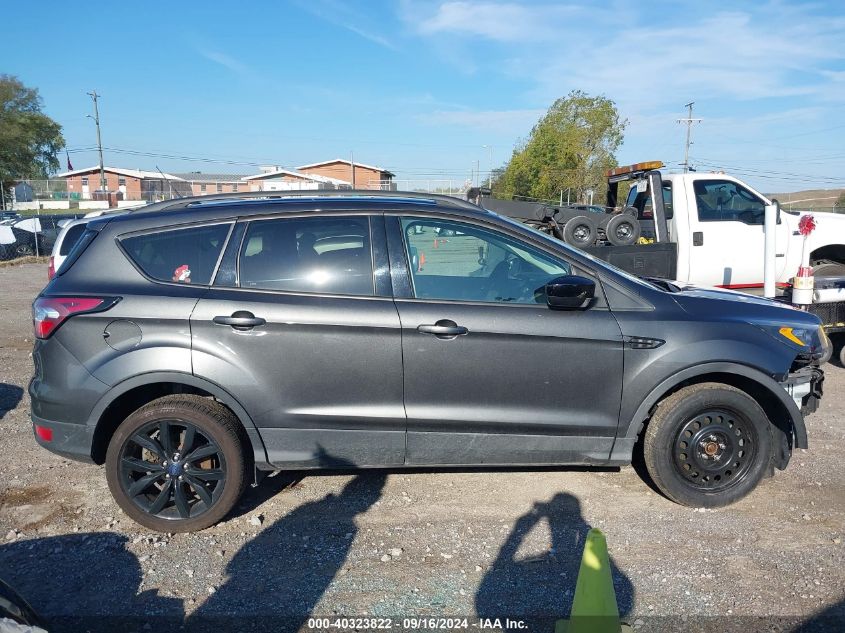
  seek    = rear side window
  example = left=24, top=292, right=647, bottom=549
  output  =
left=122, top=223, right=231, bottom=285
left=238, top=216, right=373, bottom=296
left=60, top=224, right=87, bottom=256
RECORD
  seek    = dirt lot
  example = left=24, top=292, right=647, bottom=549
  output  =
left=0, top=262, right=843, bottom=632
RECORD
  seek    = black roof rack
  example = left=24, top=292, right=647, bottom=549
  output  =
left=128, top=189, right=483, bottom=214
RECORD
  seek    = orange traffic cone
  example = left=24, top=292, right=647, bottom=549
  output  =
left=418, top=252, right=426, bottom=272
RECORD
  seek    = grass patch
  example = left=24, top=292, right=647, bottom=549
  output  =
left=0, top=256, right=49, bottom=267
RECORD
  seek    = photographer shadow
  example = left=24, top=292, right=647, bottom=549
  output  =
left=475, top=492, right=633, bottom=627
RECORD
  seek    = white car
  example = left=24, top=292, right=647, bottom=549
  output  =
left=48, top=209, right=126, bottom=279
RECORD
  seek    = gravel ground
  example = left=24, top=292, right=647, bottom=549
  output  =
left=0, top=262, right=843, bottom=633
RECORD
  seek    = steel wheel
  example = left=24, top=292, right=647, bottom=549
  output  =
left=118, top=418, right=227, bottom=521
left=643, top=383, right=773, bottom=507
left=672, top=408, right=757, bottom=492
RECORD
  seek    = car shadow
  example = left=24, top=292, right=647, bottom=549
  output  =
left=0, top=383, right=24, bottom=421
left=475, top=492, right=634, bottom=629
left=0, top=531, right=184, bottom=632
left=188, top=450, right=386, bottom=632
left=791, top=597, right=845, bottom=632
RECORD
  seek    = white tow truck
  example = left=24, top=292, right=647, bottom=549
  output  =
left=483, top=160, right=845, bottom=363
left=612, top=161, right=845, bottom=288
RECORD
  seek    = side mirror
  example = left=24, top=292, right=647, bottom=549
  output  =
left=771, top=198, right=782, bottom=223
left=545, top=275, right=595, bottom=310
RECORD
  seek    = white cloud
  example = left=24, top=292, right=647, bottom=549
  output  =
left=294, top=0, right=398, bottom=51
left=415, top=1, right=581, bottom=41
left=403, top=1, right=845, bottom=111
left=197, top=48, right=254, bottom=78
left=417, top=108, right=544, bottom=131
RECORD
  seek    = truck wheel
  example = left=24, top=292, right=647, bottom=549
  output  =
left=605, top=214, right=641, bottom=246
left=105, top=395, right=248, bottom=532
left=642, top=383, right=772, bottom=508
left=562, top=215, right=597, bottom=247
left=812, top=261, right=845, bottom=278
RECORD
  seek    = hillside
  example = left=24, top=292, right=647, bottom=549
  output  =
left=764, top=188, right=844, bottom=210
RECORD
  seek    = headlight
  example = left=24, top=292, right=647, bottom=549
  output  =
left=770, top=325, right=830, bottom=361
left=777, top=326, right=813, bottom=347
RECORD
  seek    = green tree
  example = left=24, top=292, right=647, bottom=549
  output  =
left=836, top=192, right=845, bottom=211
left=0, top=75, right=65, bottom=206
left=496, top=91, right=626, bottom=204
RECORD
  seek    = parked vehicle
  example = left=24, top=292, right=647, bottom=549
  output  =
left=4, top=214, right=82, bottom=259
left=31, top=191, right=827, bottom=531
left=48, top=210, right=126, bottom=279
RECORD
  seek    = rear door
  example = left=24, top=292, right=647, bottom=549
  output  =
left=387, top=214, right=624, bottom=466
left=190, top=212, right=406, bottom=468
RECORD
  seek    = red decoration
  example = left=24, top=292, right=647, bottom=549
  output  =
left=798, top=214, right=816, bottom=236
left=172, top=264, right=192, bottom=283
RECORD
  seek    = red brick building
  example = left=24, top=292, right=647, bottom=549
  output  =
left=297, top=159, right=395, bottom=189
left=59, top=166, right=187, bottom=200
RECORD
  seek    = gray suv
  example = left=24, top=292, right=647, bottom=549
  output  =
left=30, top=192, right=827, bottom=532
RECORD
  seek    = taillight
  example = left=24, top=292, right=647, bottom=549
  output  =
left=33, top=297, right=108, bottom=339
left=47, top=256, right=55, bottom=280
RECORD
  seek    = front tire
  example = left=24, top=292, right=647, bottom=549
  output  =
left=105, top=395, right=248, bottom=532
left=642, top=383, right=772, bottom=507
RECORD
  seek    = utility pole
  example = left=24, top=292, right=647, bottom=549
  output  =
left=350, top=150, right=355, bottom=188
left=87, top=91, right=107, bottom=194
left=482, top=144, right=493, bottom=189
left=677, top=101, right=702, bottom=173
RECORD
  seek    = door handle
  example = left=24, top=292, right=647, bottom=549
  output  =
left=213, top=311, right=266, bottom=330
left=693, top=231, right=704, bottom=246
left=417, top=320, right=468, bottom=338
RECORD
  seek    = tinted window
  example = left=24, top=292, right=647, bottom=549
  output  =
left=238, top=216, right=373, bottom=296
left=401, top=218, right=570, bottom=304
left=122, top=223, right=231, bottom=285
left=60, top=224, right=87, bottom=256
left=694, top=179, right=765, bottom=224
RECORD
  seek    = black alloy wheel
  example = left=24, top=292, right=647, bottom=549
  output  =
left=118, top=419, right=227, bottom=521
left=106, top=395, right=248, bottom=532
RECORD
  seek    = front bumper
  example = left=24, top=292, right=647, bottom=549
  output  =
left=31, top=413, right=96, bottom=463
left=781, top=365, right=824, bottom=416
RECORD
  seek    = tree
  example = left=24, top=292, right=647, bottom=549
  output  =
left=0, top=75, right=65, bottom=207
left=496, top=91, right=626, bottom=204
left=836, top=192, right=845, bottom=211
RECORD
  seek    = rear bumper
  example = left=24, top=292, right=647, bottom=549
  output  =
left=31, top=413, right=96, bottom=463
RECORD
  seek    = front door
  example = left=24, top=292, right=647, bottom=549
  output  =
left=685, top=178, right=789, bottom=288
left=191, top=213, right=405, bottom=468
left=388, top=215, right=624, bottom=466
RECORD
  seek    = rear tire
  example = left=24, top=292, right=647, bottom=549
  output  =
left=562, top=215, right=597, bottom=248
left=105, top=395, right=248, bottom=532
left=642, top=383, right=772, bottom=507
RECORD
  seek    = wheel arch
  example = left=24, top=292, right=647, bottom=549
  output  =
left=612, top=362, right=806, bottom=466
left=89, top=372, right=269, bottom=467
left=810, top=244, right=845, bottom=266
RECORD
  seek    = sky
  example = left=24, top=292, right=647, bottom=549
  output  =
left=4, top=0, right=845, bottom=193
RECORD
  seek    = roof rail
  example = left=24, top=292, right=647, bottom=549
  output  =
left=128, top=189, right=483, bottom=214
